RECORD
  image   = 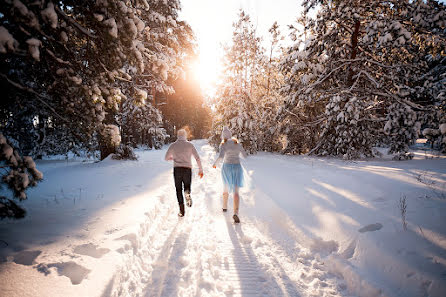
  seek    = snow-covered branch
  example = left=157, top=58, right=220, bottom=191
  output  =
left=1, top=73, right=69, bottom=123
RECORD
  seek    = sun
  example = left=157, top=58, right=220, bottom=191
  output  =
left=191, top=49, right=221, bottom=97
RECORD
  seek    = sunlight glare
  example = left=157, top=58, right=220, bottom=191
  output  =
left=192, top=46, right=222, bottom=97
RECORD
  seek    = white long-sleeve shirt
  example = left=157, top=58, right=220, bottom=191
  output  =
left=213, top=140, right=247, bottom=166
left=164, top=136, right=202, bottom=171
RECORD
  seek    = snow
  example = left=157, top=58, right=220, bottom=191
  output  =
left=440, top=124, right=446, bottom=135
left=69, top=75, right=82, bottom=85
left=0, top=141, right=445, bottom=297
left=133, top=16, right=145, bottom=32
left=125, top=18, right=137, bottom=39
left=102, top=124, right=121, bottom=147
left=26, top=38, right=42, bottom=61
left=41, top=2, right=58, bottom=29
left=2, top=143, right=14, bottom=160
left=60, top=31, right=68, bottom=43
left=94, top=14, right=104, bottom=22
left=0, top=26, right=19, bottom=53
left=140, top=0, right=150, bottom=10
left=13, top=0, right=29, bottom=16
left=103, top=18, right=118, bottom=38
left=23, top=157, right=43, bottom=180
left=135, top=88, right=147, bottom=103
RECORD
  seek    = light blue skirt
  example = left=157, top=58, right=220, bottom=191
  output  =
left=222, top=163, right=244, bottom=191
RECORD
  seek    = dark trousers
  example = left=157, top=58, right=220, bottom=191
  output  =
left=173, top=167, right=191, bottom=205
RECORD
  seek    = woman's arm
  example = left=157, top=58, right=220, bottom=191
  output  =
left=213, top=144, right=225, bottom=167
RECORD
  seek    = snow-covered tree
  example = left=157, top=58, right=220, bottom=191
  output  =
left=279, top=0, right=446, bottom=159
left=255, top=22, right=285, bottom=152
left=0, top=1, right=195, bottom=218
left=1, top=0, right=194, bottom=161
left=210, top=10, right=265, bottom=153
left=278, top=12, right=325, bottom=154
left=119, top=94, right=167, bottom=149
left=0, top=133, right=42, bottom=219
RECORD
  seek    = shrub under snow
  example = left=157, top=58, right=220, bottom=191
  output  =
left=0, top=133, right=43, bottom=219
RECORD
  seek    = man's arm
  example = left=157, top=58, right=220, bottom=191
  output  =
left=165, top=144, right=174, bottom=161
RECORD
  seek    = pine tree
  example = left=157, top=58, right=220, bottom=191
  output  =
left=255, top=22, right=285, bottom=152
left=0, top=133, right=43, bottom=219
left=210, top=10, right=263, bottom=153
left=0, top=0, right=195, bottom=217
left=1, top=0, right=194, bottom=160
left=279, top=0, right=446, bottom=159
left=120, top=94, right=167, bottom=149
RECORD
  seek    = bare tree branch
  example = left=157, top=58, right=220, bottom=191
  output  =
left=55, top=6, right=97, bottom=39
left=45, top=49, right=72, bottom=65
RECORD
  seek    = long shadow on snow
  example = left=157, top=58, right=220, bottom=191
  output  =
left=246, top=155, right=446, bottom=296
left=143, top=221, right=190, bottom=297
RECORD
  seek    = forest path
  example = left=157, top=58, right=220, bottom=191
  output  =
left=108, top=142, right=347, bottom=297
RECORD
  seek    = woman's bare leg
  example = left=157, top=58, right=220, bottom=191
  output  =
left=223, top=185, right=229, bottom=210
left=233, top=186, right=240, bottom=215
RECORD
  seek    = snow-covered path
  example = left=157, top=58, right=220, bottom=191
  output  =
left=1, top=140, right=445, bottom=297
left=109, top=143, right=344, bottom=297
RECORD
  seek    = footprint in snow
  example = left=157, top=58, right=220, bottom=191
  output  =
left=105, top=227, right=120, bottom=235
left=12, top=250, right=42, bottom=265
left=116, top=233, right=138, bottom=253
left=36, top=261, right=90, bottom=285
left=73, top=243, right=110, bottom=258
left=358, top=223, right=383, bottom=233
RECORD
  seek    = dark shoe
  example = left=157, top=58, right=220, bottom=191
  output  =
left=233, top=214, right=240, bottom=223
left=178, top=204, right=185, bottom=217
left=222, top=208, right=227, bottom=212
left=185, top=193, right=192, bottom=207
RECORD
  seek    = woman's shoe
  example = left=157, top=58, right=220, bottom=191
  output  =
left=222, top=208, right=227, bottom=212
left=233, top=214, right=240, bottom=223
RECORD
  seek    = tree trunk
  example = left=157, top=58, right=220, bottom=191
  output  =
left=348, top=20, right=361, bottom=86
left=99, top=140, right=116, bottom=160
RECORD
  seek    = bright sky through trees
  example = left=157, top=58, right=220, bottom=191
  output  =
left=179, top=0, right=303, bottom=96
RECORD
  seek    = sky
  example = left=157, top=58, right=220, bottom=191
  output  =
left=179, top=0, right=303, bottom=95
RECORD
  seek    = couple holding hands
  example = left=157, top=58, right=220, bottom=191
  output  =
left=164, top=126, right=247, bottom=223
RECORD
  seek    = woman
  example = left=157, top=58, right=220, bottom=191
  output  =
left=212, top=126, right=247, bottom=223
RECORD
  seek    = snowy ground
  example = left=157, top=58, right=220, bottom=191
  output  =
left=0, top=140, right=445, bottom=297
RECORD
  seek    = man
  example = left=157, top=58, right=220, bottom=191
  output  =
left=165, top=129, right=203, bottom=217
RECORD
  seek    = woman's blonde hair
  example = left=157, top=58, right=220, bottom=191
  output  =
left=222, top=137, right=238, bottom=144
